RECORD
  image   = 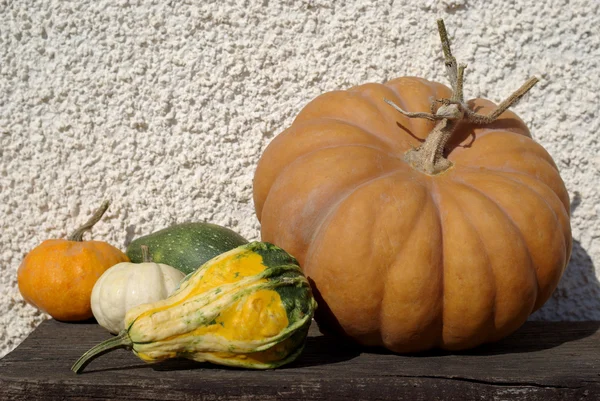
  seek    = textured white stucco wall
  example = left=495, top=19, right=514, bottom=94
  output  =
left=1, top=0, right=599, bottom=358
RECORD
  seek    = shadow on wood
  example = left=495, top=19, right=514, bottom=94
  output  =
left=150, top=333, right=363, bottom=371
left=286, top=333, right=361, bottom=368
left=442, top=320, right=600, bottom=356
left=309, top=319, right=600, bottom=359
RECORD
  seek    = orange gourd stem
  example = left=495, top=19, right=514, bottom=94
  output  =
left=384, top=19, right=539, bottom=175
left=67, top=201, right=110, bottom=242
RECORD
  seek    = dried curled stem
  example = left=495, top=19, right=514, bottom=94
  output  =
left=384, top=19, right=539, bottom=175
left=438, top=19, right=458, bottom=97
left=67, top=200, right=111, bottom=242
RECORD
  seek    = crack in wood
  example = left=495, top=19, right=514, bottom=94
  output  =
left=380, top=374, right=584, bottom=390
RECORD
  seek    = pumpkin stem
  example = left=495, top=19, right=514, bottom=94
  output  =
left=67, top=200, right=110, bottom=242
left=71, top=330, right=132, bottom=374
left=141, top=245, right=153, bottom=263
left=437, top=19, right=459, bottom=99
left=384, top=19, right=539, bottom=175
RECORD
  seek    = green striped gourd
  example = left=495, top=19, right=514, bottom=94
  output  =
left=126, top=222, right=249, bottom=275
left=72, top=242, right=317, bottom=373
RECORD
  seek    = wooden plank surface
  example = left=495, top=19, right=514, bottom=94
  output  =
left=0, top=319, right=599, bottom=400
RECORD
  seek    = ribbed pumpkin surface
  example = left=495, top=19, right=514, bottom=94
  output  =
left=253, top=77, right=571, bottom=352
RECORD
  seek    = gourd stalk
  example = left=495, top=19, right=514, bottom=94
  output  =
left=71, top=331, right=132, bottom=373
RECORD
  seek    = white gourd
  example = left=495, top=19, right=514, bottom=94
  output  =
left=91, top=259, right=185, bottom=334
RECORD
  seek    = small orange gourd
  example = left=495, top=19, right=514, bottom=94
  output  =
left=17, top=201, right=129, bottom=321
left=253, top=21, right=572, bottom=352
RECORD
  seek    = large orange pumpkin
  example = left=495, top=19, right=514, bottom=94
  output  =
left=253, top=21, right=571, bottom=352
left=18, top=201, right=129, bottom=321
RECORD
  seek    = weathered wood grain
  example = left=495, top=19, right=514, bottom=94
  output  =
left=0, top=319, right=598, bottom=400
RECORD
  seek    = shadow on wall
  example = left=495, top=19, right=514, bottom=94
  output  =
left=530, top=193, right=600, bottom=321
left=531, top=239, right=600, bottom=321
left=124, top=224, right=136, bottom=248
